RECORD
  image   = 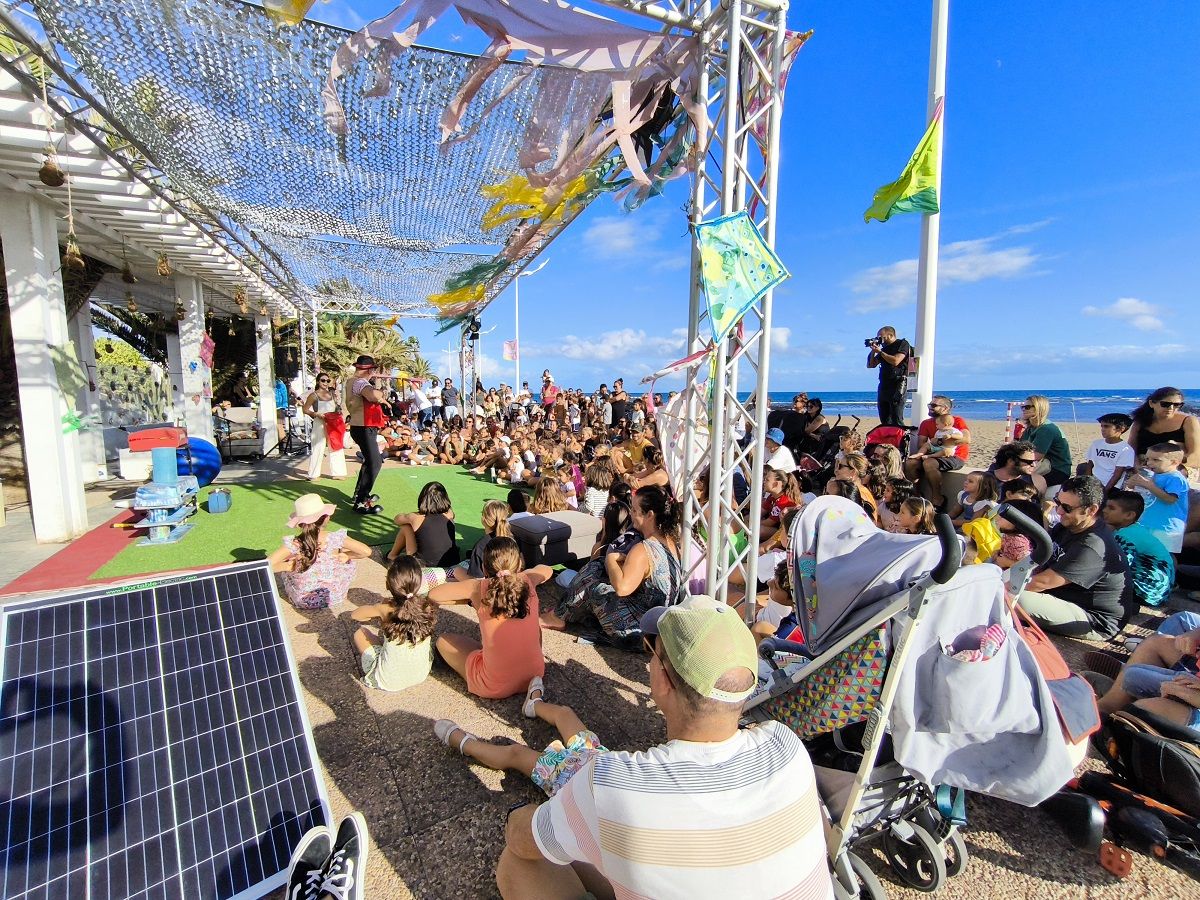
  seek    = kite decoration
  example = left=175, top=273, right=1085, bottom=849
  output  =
left=502, top=340, right=519, bottom=361
left=695, top=211, right=790, bottom=342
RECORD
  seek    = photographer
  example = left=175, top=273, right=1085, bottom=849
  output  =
left=866, top=326, right=911, bottom=427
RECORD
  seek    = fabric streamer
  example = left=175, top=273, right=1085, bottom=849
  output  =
left=864, top=97, right=944, bottom=223
left=694, top=211, right=790, bottom=342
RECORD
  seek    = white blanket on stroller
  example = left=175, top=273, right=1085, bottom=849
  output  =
left=889, top=565, right=1076, bottom=807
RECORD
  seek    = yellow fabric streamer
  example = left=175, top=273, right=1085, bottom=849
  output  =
left=481, top=171, right=593, bottom=233
left=428, top=282, right=486, bottom=308
left=264, top=0, right=316, bottom=26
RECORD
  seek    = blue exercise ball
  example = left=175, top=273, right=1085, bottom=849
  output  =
left=178, top=437, right=222, bottom=487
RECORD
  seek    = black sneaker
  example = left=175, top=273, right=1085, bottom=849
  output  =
left=352, top=503, right=383, bottom=515
left=286, top=825, right=331, bottom=900
left=367, top=493, right=380, bottom=503
left=319, top=812, right=368, bottom=900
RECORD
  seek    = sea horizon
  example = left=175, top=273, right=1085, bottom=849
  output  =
left=741, top=388, right=1200, bottom=422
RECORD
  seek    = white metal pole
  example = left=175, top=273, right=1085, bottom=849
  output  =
left=912, top=0, right=949, bottom=426
left=514, top=276, right=520, bottom=391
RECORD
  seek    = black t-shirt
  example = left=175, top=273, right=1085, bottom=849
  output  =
left=610, top=396, right=629, bottom=422
left=779, top=410, right=810, bottom=452
left=1043, top=521, right=1132, bottom=640
left=877, top=338, right=912, bottom=385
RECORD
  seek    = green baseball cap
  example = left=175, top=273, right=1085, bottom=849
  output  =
left=640, top=596, right=758, bottom=703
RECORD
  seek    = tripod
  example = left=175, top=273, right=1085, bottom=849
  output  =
left=266, top=407, right=311, bottom=458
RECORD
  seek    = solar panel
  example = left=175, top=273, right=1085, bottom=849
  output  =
left=0, top=561, right=330, bottom=900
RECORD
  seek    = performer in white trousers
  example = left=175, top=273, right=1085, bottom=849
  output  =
left=303, top=373, right=347, bottom=480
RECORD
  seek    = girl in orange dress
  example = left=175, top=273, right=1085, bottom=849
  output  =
left=428, top=537, right=551, bottom=699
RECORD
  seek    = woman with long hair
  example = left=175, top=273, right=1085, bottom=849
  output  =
left=626, top=444, right=669, bottom=492
left=1019, top=394, right=1073, bottom=487
left=302, top=371, right=347, bottom=480
left=1128, top=386, right=1200, bottom=469
left=528, top=476, right=569, bottom=514
left=268, top=494, right=371, bottom=608
left=544, top=484, right=685, bottom=646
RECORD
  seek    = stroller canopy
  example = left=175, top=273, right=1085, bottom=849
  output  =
left=788, top=497, right=946, bottom=654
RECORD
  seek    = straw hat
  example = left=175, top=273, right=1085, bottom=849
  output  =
left=287, top=493, right=336, bottom=527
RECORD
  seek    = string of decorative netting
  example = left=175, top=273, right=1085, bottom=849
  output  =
left=31, top=0, right=616, bottom=311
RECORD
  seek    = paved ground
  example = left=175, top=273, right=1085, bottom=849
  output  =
left=288, top=555, right=1197, bottom=899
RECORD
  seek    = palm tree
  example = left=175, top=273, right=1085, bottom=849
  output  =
left=279, top=315, right=432, bottom=376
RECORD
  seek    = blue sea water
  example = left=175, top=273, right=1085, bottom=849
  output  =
left=743, top=389, right=1200, bottom=423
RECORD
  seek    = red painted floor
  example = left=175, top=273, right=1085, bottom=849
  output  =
left=1, top=508, right=140, bottom=596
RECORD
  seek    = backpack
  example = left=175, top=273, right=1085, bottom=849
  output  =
left=1099, top=708, right=1200, bottom=818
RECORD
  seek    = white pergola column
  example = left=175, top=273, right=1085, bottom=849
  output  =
left=174, top=274, right=214, bottom=443
left=0, top=190, right=88, bottom=541
left=69, top=299, right=107, bottom=482
left=254, top=313, right=278, bottom=450
left=164, top=328, right=186, bottom=425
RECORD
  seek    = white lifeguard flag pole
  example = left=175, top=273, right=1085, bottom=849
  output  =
left=911, top=0, right=949, bottom=426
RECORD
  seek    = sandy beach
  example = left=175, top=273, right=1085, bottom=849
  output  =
left=853, top=416, right=1095, bottom=471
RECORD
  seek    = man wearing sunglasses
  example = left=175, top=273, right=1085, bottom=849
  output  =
left=1017, top=475, right=1133, bottom=642
left=988, top=440, right=1048, bottom=500
left=497, top=596, right=832, bottom=900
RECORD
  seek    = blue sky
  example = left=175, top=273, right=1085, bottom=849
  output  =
left=309, top=0, right=1200, bottom=393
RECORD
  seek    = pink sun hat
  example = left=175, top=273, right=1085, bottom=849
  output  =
left=287, top=493, right=336, bottom=528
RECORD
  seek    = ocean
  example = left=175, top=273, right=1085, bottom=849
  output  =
left=743, top=389, right=1200, bottom=423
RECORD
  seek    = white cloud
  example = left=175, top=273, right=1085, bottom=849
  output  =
left=770, top=326, right=791, bottom=351
left=847, top=228, right=1042, bottom=312
left=1082, top=297, right=1164, bottom=332
left=583, top=217, right=658, bottom=258
left=538, top=328, right=687, bottom=363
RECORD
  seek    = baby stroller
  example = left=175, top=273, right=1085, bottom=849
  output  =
left=796, top=415, right=861, bottom=493
left=863, top=423, right=916, bottom=462
left=745, top=496, right=1080, bottom=898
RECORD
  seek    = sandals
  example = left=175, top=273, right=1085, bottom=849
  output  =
left=523, top=677, right=545, bottom=718
left=434, top=719, right=474, bottom=755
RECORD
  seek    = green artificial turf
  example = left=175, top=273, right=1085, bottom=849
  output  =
left=91, top=465, right=515, bottom=581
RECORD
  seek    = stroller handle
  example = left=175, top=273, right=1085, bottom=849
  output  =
left=997, top=501, right=1054, bottom=566
left=931, top=513, right=961, bottom=584
left=757, top=636, right=809, bottom=661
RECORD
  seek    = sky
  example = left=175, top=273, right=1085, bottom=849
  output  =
left=306, top=0, right=1200, bottom=393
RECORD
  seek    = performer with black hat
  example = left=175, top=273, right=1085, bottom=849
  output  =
left=345, top=355, right=388, bottom=514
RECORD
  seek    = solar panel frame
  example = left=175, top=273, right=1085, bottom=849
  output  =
left=0, top=561, right=331, bottom=900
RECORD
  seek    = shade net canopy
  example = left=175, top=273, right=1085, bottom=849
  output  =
left=29, top=0, right=684, bottom=317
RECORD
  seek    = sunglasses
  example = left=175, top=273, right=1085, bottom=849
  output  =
left=1016, top=457, right=1036, bottom=465
left=642, top=635, right=676, bottom=688
left=1021, top=404, right=1035, bottom=410
left=1158, top=401, right=1184, bottom=409
left=1053, top=497, right=1080, bottom=513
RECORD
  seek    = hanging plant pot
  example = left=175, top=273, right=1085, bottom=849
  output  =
left=121, top=262, right=137, bottom=284
left=38, top=149, right=66, bottom=187
left=258, top=303, right=269, bottom=318
left=156, top=252, right=173, bottom=277
left=63, top=234, right=86, bottom=271
left=125, top=290, right=139, bottom=314
left=175, top=302, right=187, bottom=322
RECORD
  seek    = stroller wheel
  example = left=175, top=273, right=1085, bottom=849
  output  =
left=942, top=828, right=969, bottom=878
left=833, top=851, right=887, bottom=900
left=882, top=822, right=946, bottom=892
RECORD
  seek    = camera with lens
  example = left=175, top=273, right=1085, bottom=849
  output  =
left=864, top=337, right=881, bottom=348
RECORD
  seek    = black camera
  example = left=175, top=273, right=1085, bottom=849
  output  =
left=864, top=338, right=881, bottom=348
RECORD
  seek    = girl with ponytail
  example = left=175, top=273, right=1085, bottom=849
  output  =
left=429, top=537, right=552, bottom=699
left=350, top=556, right=437, bottom=692
left=543, top=483, right=685, bottom=648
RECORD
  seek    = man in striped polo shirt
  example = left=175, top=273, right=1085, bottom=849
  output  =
left=497, top=596, right=833, bottom=900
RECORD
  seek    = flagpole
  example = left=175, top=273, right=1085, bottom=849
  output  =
left=912, top=0, right=948, bottom=427
left=514, top=275, right=521, bottom=390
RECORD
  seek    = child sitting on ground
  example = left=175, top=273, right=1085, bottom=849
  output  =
left=350, top=556, right=436, bottom=692
left=434, top=677, right=608, bottom=798
left=994, top=485, right=1040, bottom=569
left=428, top=538, right=551, bottom=700
left=1125, top=442, right=1190, bottom=554
left=1102, top=489, right=1175, bottom=607
left=1082, top=413, right=1136, bottom=493
left=450, top=499, right=511, bottom=581
left=896, top=497, right=936, bottom=535
left=950, top=471, right=1000, bottom=529
left=269, top=494, right=373, bottom=609
left=879, top=477, right=913, bottom=533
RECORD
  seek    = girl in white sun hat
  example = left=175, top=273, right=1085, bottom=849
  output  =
left=268, top=493, right=372, bottom=609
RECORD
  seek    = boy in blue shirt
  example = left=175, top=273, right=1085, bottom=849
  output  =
left=1102, top=489, right=1174, bottom=607
left=1125, top=442, right=1189, bottom=553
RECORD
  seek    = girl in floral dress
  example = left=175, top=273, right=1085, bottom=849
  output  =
left=268, top=494, right=372, bottom=609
